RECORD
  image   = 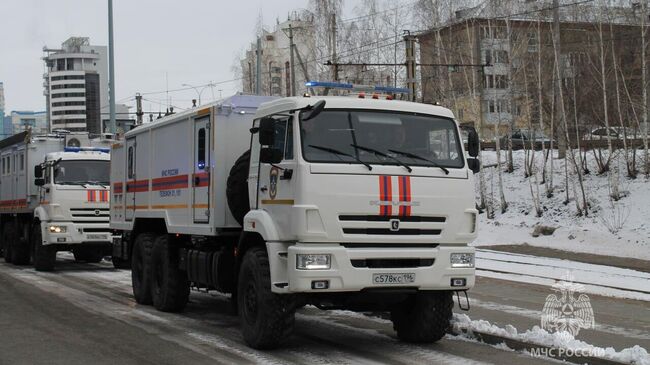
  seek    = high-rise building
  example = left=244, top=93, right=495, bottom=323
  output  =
left=43, top=37, right=108, bottom=135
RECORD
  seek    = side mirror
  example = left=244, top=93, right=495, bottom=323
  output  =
left=467, top=158, right=480, bottom=174
left=35, top=178, right=45, bottom=186
left=260, top=147, right=283, bottom=164
left=259, top=117, right=276, bottom=146
left=301, top=100, right=326, bottom=121
left=467, top=129, right=479, bottom=157
left=34, top=165, right=43, bottom=178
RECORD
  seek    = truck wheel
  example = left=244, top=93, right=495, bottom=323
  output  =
left=237, top=246, right=295, bottom=349
left=131, top=232, right=154, bottom=305
left=151, top=235, right=189, bottom=312
left=73, top=248, right=104, bottom=263
left=10, top=225, right=31, bottom=266
left=391, top=291, right=453, bottom=343
left=32, top=225, right=56, bottom=272
left=2, top=228, right=13, bottom=264
left=226, top=150, right=250, bottom=226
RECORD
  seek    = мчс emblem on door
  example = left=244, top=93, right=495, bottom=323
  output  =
left=269, top=167, right=279, bottom=200
left=390, top=219, right=400, bottom=232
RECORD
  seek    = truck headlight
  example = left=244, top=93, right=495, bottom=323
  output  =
left=296, top=254, right=331, bottom=270
left=48, top=225, right=67, bottom=233
left=450, top=253, right=474, bottom=268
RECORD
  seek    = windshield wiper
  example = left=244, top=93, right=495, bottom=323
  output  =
left=308, top=144, right=372, bottom=170
left=350, top=144, right=412, bottom=172
left=60, top=181, right=89, bottom=187
left=388, top=149, right=450, bottom=175
left=85, top=181, right=108, bottom=189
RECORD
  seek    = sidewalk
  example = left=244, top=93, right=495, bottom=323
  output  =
left=479, top=244, right=650, bottom=274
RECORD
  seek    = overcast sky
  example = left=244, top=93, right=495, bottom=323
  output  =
left=0, top=0, right=359, bottom=114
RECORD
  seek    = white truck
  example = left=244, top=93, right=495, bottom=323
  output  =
left=110, top=90, right=481, bottom=349
left=0, top=131, right=115, bottom=271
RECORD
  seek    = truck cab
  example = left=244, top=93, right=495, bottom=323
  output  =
left=32, top=148, right=113, bottom=269
left=242, top=95, right=478, bottom=288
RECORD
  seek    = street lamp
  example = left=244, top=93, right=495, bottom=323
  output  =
left=182, top=83, right=214, bottom=106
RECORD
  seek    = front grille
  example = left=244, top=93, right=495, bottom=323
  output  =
left=343, top=228, right=441, bottom=235
left=339, top=215, right=446, bottom=223
left=351, top=258, right=435, bottom=268
left=70, top=208, right=109, bottom=223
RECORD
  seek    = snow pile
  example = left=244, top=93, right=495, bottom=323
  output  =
left=474, top=150, right=650, bottom=260
left=453, top=314, right=650, bottom=365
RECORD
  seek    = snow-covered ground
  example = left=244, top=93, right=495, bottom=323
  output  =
left=474, top=149, right=650, bottom=260
left=453, top=314, right=650, bottom=365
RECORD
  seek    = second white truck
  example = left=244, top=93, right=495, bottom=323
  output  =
left=0, top=131, right=115, bottom=271
left=110, top=91, right=480, bottom=349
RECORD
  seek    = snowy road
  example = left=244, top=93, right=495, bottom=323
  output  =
left=1, top=254, right=648, bottom=364
left=0, top=255, right=560, bottom=365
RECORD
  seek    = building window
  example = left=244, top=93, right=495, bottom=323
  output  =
left=528, top=32, right=538, bottom=52
left=485, top=75, right=509, bottom=89
left=481, top=26, right=506, bottom=39
left=51, top=92, right=85, bottom=99
left=51, top=75, right=85, bottom=81
left=52, top=101, right=86, bottom=107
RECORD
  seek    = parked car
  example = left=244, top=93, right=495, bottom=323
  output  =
left=588, top=126, right=637, bottom=140
left=500, top=129, right=554, bottom=150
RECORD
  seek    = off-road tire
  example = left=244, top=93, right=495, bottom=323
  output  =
left=32, top=224, right=56, bottom=272
left=2, top=227, right=13, bottom=263
left=238, top=246, right=295, bottom=349
left=391, top=291, right=453, bottom=343
left=131, top=232, right=155, bottom=305
left=226, top=150, right=250, bottom=226
left=151, top=235, right=189, bottom=312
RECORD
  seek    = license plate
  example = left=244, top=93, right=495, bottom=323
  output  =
left=87, top=234, right=107, bottom=240
left=372, top=273, right=415, bottom=285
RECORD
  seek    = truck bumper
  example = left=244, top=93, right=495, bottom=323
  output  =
left=267, top=242, right=475, bottom=294
left=42, top=221, right=115, bottom=246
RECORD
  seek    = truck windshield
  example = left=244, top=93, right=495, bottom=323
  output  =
left=53, top=160, right=110, bottom=185
left=300, top=110, right=464, bottom=169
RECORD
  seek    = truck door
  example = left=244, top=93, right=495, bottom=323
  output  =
left=192, top=116, right=211, bottom=223
left=256, top=116, right=295, bottom=238
left=125, top=138, right=136, bottom=221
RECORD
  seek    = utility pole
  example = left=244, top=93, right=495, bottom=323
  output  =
left=553, top=0, right=566, bottom=158
left=256, top=37, right=262, bottom=95
left=108, top=0, right=116, bottom=134
left=330, top=13, right=339, bottom=82
left=135, top=93, right=143, bottom=125
left=404, top=33, right=417, bottom=101
left=289, top=24, right=296, bottom=96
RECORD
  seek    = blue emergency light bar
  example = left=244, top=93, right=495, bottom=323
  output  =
left=305, top=81, right=411, bottom=94
left=64, top=147, right=110, bottom=153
